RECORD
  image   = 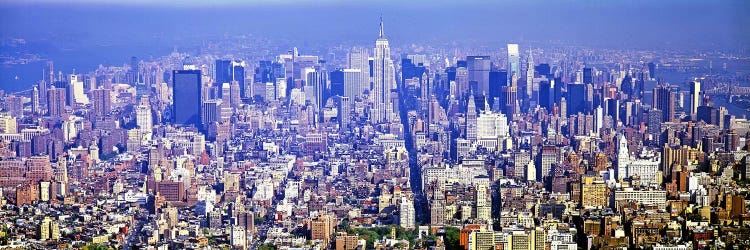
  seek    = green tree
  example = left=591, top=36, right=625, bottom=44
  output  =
left=83, top=243, right=109, bottom=250
left=258, top=243, right=277, bottom=250
left=444, top=227, right=460, bottom=249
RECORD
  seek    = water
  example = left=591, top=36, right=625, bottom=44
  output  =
left=0, top=61, right=46, bottom=93
left=0, top=44, right=174, bottom=93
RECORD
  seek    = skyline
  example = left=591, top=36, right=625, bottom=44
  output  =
left=0, top=1, right=750, bottom=249
left=1, top=1, right=749, bottom=50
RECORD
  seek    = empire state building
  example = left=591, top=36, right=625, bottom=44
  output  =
left=371, top=17, right=396, bottom=124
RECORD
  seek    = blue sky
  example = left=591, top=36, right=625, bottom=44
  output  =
left=1, top=0, right=748, bottom=50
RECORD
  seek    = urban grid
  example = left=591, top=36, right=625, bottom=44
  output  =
left=0, top=1, right=749, bottom=250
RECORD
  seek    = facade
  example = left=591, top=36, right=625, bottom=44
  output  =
left=399, top=196, right=415, bottom=229
left=370, top=18, right=396, bottom=124
left=689, top=81, right=701, bottom=118
left=47, top=87, right=67, bottom=117
left=89, top=88, right=112, bottom=118
left=172, top=69, right=202, bottom=128
left=467, top=56, right=491, bottom=95
left=614, top=188, right=668, bottom=208
left=507, top=44, right=520, bottom=86
left=654, top=85, right=675, bottom=122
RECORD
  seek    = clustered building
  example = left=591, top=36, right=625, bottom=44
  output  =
left=0, top=18, right=749, bottom=250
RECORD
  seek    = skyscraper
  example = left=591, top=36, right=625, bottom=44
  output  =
left=488, top=70, right=508, bottom=108
left=466, top=56, right=491, bottom=95
left=136, top=105, right=152, bottom=132
left=535, top=63, right=551, bottom=78
left=690, top=81, right=701, bottom=118
left=5, top=95, right=22, bottom=118
left=507, top=44, right=520, bottom=86
left=566, top=83, right=586, bottom=116
left=337, top=96, right=351, bottom=131
left=69, top=75, right=89, bottom=105
left=401, top=57, right=427, bottom=87
left=38, top=80, right=48, bottom=108
left=31, top=86, right=40, bottom=115
left=583, top=67, right=593, bottom=85
left=329, top=70, right=346, bottom=98
left=539, top=80, right=553, bottom=110
left=172, top=70, right=202, bottom=128
left=653, top=85, right=675, bottom=122
left=230, top=81, right=241, bottom=108
left=89, top=88, right=111, bottom=118
left=47, top=87, right=66, bottom=117
left=525, top=51, right=535, bottom=100
left=648, top=109, right=663, bottom=144
left=231, top=60, right=246, bottom=98
left=215, top=59, right=232, bottom=86
left=647, top=62, right=657, bottom=79
left=347, top=47, right=370, bottom=97
left=371, top=17, right=396, bottom=124
left=202, top=99, right=226, bottom=129
left=306, top=68, right=326, bottom=120
left=466, top=93, right=477, bottom=143
left=502, top=86, right=518, bottom=118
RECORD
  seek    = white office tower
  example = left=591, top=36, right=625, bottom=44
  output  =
left=616, top=134, right=660, bottom=185
left=476, top=109, right=509, bottom=152
left=507, top=44, right=520, bottom=86
left=221, top=82, right=231, bottom=106
left=690, top=81, right=701, bottom=118
left=371, top=17, right=396, bottom=124
left=70, top=75, right=90, bottom=104
left=617, top=135, right=631, bottom=181
left=399, top=196, right=415, bottom=229
left=343, top=68, right=362, bottom=99
left=275, top=78, right=287, bottom=101
left=466, top=94, right=478, bottom=143
left=594, top=106, right=604, bottom=133
left=32, top=86, right=40, bottom=114
left=136, top=105, right=152, bottom=132
left=347, top=47, right=370, bottom=97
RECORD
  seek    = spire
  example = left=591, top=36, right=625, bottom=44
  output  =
left=484, top=94, right=490, bottom=112
left=379, top=15, right=385, bottom=38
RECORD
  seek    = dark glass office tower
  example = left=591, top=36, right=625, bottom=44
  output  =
left=648, top=109, right=663, bottom=145
left=539, top=80, right=552, bottom=110
left=215, top=59, right=232, bottom=86
left=488, top=70, right=508, bottom=109
left=329, top=69, right=345, bottom=98
left=583, top=67, right=593, bottom=85
left=534, top=63, right=551, bottom=78
left=467, top=56, right=491, bottom=95
left=173, top=70, right=202, bottom=128
left=648, top=62, right=656, bottom=79
left=255, top=61, right=273, bottom=83
left=621, top=74, right=633, bottom=96
left=605, top=98, right=619, bottom=123
left=402, top=58, right=427, bottom=85
left=653, top=85, right=675, bottom=122
left=232, top=62, right=246, bottom=98
left=566, top=83, right=586, bottom=115
left=553, top=77, right=564, bottom=107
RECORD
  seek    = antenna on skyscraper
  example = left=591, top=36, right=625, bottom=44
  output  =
left=379, top=14, right=384, bottom=38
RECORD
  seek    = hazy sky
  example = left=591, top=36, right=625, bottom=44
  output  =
left=1, top=0, right=749, bottom=50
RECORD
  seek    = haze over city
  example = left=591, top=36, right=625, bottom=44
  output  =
left=0, top=1, right=749, bottom=250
